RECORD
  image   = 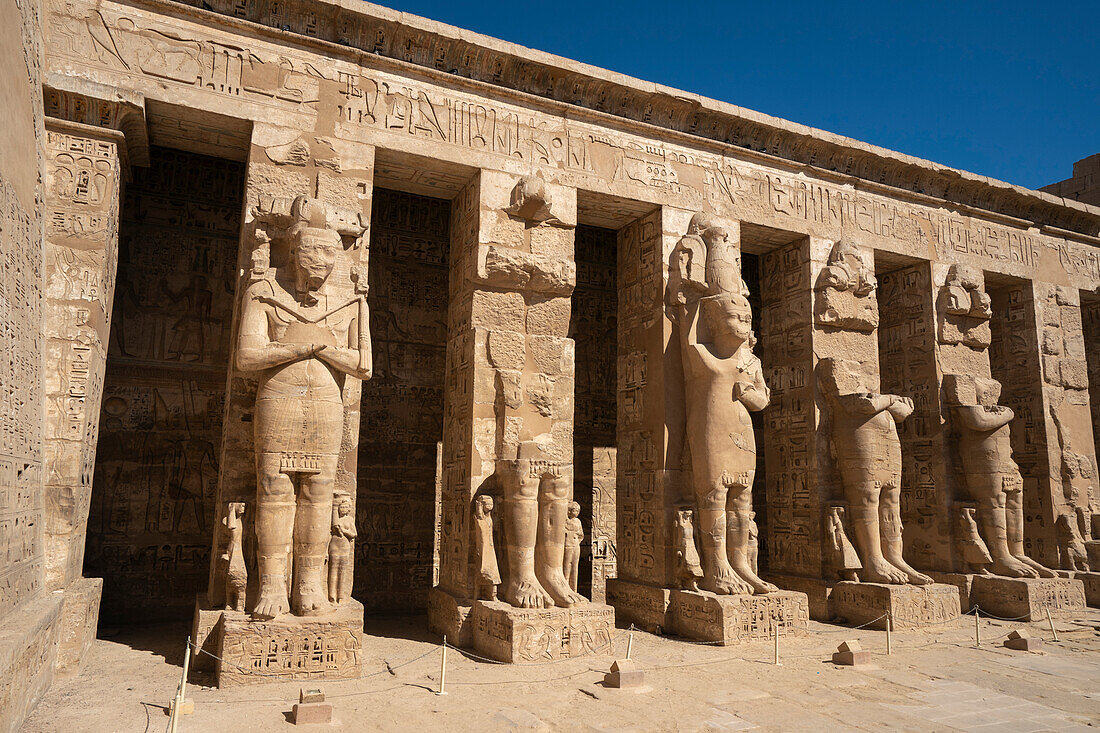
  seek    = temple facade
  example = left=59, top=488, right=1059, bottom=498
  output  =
left=2, top=0, right=1099, bottom=726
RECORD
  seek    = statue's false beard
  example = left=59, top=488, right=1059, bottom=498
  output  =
left=295, top=271, right=325, bottom=306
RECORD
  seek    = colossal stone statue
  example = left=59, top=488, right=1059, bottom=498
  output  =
left=943, top=374, right=1056, bottom=578
left=818, top=357, right=932, bottom=585
left=678, top=293, right=775, bottom=595
left=237, top=196, right=372, bottom=619
left=472, top=495, right=501, bottom=601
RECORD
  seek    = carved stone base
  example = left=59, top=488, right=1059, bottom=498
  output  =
left=967, top=576, right=1085, bottom=621
left=0, top=593, right=63, bottom=733
left=830, top=582, right=961, bottom=630
left=668, top=590, right=809, bottom=644
left=196, top=599, right=364, bottom=687
left=426, top=586, right=474, bottom=647
left=927, top=572, right=976, bottom=611
left=605, top=578, right=672, bottom=633
left=1056, top=571, right=1100, bottom=608
left=466, top=600, right=616, bottom=663
left=765, top=574, right=833, bottom=621
left=55, top=577, right=102, bottom=679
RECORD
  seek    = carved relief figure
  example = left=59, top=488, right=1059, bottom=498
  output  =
left=944, top=374, right=1055, bottom=578
left=815, top=242, right=878, bottom=331
left=824, top=506, right=861, bottom=582
left=237, top=196, right=372, bottom=619
left=678, top=293, right=776, bottom=595
left=938, top=264, right=992, bottom=348
left=220, top=502, right=247, bottom=612
left=1056, top=513, right=1090, bottom=572
left=956, top=507, right=993, bottom=575
left=673, top=508, right=703, bottom=591
left=819, top=357, right=931, bottom=585
left=499, top=444, right=583, bottom=608
left=327, top=496, right=356, bottom=605
left=472, top=495, right=501, bottom=601
left=563, top=501, right=583, bottom=592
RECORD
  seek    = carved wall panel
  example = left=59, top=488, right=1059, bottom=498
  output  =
left=356, top=188, right=449, bottom=612
left=87, top=147, right=244, bottom=623
left=42, top=122, right=121, bottom=591
left=1084, top=294, right=1100, bottom=487
left=570, top=225, right=617, bottom=598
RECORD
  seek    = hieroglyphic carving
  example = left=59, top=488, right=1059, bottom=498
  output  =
left=87, top=147, right=243, bottom=623
left=357, top=188, right=448, bottom=612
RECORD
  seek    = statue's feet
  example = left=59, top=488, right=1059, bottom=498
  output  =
left=537, top=568, right=585, bottom=608
left=992, top=556, right=1040, bottom=578
left=731, top=563, right=779, bottom=594
left=504, top=576, right=553, bottom=608
left=253, top=587, right=290, bottom=620
left=1017, top=555, right=1057, bottom=578
left=861, top=558, right=909, bottom=585
left=700, top=564, right=753, bottom=595
left=294, top=581, right=332, bottom=616
left=885, top=556, right=933, bottom=585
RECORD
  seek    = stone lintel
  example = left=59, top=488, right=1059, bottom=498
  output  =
left=44, top=73, right=149, bottom=169
left=212, top=600, right=364, bottom=687
left=467, top=600, right=615, bottom=664
left=668, top=590, right=809, bottom=645
left=970, top=576, right=1085, bottom=621
left=829, top=582, right=961, bottom=630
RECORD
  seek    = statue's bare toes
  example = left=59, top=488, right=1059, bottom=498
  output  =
left=253, top=592, right=290, bottom=620
left=753, top=580, right=779, bottom=594
left=864, top=560, right=906, bottom=585
left=906, top=570, right=933, bottom=585
left=511, top=580, right=552, bottom=608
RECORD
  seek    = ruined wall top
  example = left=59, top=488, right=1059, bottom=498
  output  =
left=138, top=0, right=1100, bottom=237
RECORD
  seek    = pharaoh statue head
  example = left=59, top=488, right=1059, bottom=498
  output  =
left=818, top=357, right=871, bottom=397
left=474, top=494, right=494, bottom=518
left=701, top=293, right=753, bottom=344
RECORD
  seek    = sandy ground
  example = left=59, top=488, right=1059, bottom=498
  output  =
left=22, top=609, right=1100, bottom=732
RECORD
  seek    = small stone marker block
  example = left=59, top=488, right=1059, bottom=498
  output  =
left=603, top=659, right=644, bottom=688
left=1003, top=629, right=1043, bottom=652
left=168, top=698, right=194, bottom=716
left=832, top=640, right=871, bottom=666
left=292, top=687, right=333, bottom=725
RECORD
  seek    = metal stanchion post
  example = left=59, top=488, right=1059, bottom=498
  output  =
left=626, top=631, right=634, bottom=660
left=1046, top=608, right=1059, bottom=642
left=437, top=636, right=448, bottom=696
left=886, top=613, right=892, bottom=655
left=773, top=621, right=780, bottom=666
left=169, top=635, right=193, bottom=733
left=973, top=608, right=980, bottom=647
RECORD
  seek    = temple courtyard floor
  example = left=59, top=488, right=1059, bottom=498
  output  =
left=22, top=608, right=1100, bottom=732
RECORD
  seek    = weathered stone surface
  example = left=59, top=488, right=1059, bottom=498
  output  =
left=214, top=599, right=364, bottom=686
left=970, top=576, right=1085, bottom=621
left=668, top=590, right=809, bottom=645
left=0, top=595, right=62, bottom=733
left=1056, top=570, right=1100, bottom=607
left=54, top=576, right=102, bottom=678
left=468, top=599, right=615, bottom=663
left=605, top=579, right=672, bottom=634
left=830, top=582, right=961, bottom=630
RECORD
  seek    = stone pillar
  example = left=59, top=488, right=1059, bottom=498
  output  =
left=590, top=446, right=616, bottom=603
left=762, top=238, right=960, bottom=627
left=191, top=123, right=374, bottom=684
left=428, top=170, right=616, bottom=662
left=40, top=119, right=123, bottom=675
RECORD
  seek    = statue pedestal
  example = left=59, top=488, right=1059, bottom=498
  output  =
left=830, top=582, right=961, bottom=630
left=191, top=597, right=364, bottom=687
left=667, top=590, right=809, bottom=644
left=466, top=600, right=616, bottom=664
left=1056, top=571, right=1100, bottom=608
left=970, top=576, right=1085, bottom=621
left=605, top=578, right=672, bottom=633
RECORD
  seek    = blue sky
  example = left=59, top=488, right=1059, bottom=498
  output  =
left=374, top=0, right=1098, bottom=191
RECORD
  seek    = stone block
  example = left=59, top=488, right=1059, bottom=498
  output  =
left=829, top=582, right=961, bottom=630
left=292, top=702, right=333, bottom=725
left=970, top=576, right=1085, bottom=621
left=0, top=593, right=63, bottom=733
left=606, top=578, right=671, bottom=633
left=767, top=574, right=832, bottom=621
left=190, top=594, right=224, bottom=675
left=832, top=642, right=870, bottom=666
left=668, top=590, right=809, bottom=644
left=1003, top=629, right=1043, bottom=652
left=426, top=587, right=474, bottom=647
left=603, top=659, right=644, bottom=688
left=1054, top=570, right=1100, bottom=608
left=467, top=600, right=616, bottom=663
left=928, top=572, right=975, bottom=611
left=54, top=576, right=102, bottom=678
left=213, top=600, right=364, bottom=687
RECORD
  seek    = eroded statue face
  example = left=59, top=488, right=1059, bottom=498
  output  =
left=974, top=377, right=1001, bottom=407
left=567, top=501, right=580, bottom=519
left=292, top=227, right=340, bottom=294
left=703, top=294, right=752, bottom=342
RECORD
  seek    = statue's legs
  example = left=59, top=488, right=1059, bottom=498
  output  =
left=254, top=451, right=294, bottom=619
left=725, top=484, right=777, bottom=594
left=842, top=466, right=907, bottom=584
left=697, top=481, right=751, bottom=595
left=1005, top=487, right=1056, bottom=577
left=293, top=455, right=337, bottom=616
left=969, top=476, right=1034, bottom=577
left=501, top=461, right=553, bottom=608
left=536, top=471, right=584, bottom=607
left=879, top=476, right=932, bottom=584
left=563, top=545, right=579, bottom=592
